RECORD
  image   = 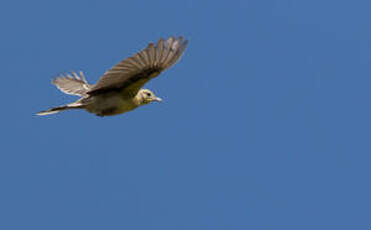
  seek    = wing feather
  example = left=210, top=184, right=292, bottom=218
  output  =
left=154, top=39, right=164, bottom=66
left=88, top=36, right=188, bottom=95
left=162, top=37, right=181, bottom=68
left=124, top=57, right=143, bottom=69
left=167, top=39, right=188, bottom=68
left=159, top=37, right=174, bottom=64
left=147, top=43, right=155, bottom=67
left=53, top=71, right=92, bottom=96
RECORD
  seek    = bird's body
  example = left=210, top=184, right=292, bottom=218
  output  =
left=37, top=36, right=187, bottom=117
left=83, top=89, right=159, bottom=116
left=84, top=91, right=138, bottom=116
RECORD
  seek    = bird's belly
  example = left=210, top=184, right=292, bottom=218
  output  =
left=85, top=93, right=137, bottom=116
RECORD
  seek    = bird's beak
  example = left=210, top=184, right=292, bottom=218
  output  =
left=153, top=97, right=163, bottom=102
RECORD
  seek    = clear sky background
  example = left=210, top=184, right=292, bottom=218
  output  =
left=0, top=0, right=370, bottom=229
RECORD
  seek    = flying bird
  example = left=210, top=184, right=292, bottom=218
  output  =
left=37, top=36, right=188, bottom=117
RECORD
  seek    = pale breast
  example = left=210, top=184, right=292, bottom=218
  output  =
left=84, top=92, right=138, bottom=116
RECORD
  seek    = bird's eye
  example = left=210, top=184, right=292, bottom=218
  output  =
left=146, top=93, right=151, bottom=96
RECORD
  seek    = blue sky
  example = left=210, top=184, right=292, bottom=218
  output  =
left=0, top=0, right=370, bottom=229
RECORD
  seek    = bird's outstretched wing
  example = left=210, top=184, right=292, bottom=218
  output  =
left=53, top=71, right=92, bottom=96
left=87, top=36, right=188, bottom=96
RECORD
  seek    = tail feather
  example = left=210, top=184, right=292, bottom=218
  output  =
left=36, top=102, right=84, bottom=116
left=36, top=105, right=70, bottom=116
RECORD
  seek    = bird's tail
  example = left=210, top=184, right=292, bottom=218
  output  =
left=36, top=102, right=84, bottom=116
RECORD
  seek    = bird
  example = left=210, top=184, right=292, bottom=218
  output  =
left=37, top=36, right=188, bottom=117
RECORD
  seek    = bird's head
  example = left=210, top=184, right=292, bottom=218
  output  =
left=137, top=89, right=162, bottom=105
